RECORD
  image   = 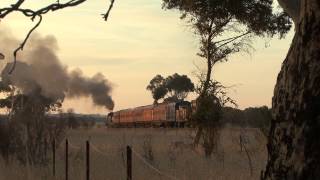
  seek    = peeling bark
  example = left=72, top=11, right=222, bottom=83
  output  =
left=262, top=0, right=320, bottom=179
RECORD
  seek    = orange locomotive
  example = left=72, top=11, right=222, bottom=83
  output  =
left=106, top=101, right=192, bottom=127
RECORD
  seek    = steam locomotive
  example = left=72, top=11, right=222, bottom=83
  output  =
left=106, top=101, right=193, bottom=127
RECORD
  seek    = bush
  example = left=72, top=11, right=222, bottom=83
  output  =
left=0, top=114, right=66, bottom=165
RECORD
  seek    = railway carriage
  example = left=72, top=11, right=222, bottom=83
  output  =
left=106, top=101, right=191, bottom=127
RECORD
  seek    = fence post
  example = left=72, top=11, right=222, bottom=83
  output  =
left=65, top=139, right=69, bottom=180
left=52, top=139, right=56, bottom=177
left=86, top=140, right=90, bottom=180
left=127, top=146, right=132, bottom=180
left=240, top=135, right=243, bottom=152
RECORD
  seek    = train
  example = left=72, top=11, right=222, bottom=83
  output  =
left=106, top=101, right=194, bottom=127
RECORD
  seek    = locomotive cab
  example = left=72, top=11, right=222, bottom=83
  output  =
left=175, top=101, right=192, bottom=127
left=106, top=112, right=113, bottom=126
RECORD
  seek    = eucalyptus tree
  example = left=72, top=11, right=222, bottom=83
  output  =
left=147, top=73, right=194, bottom=104
left=0, top=81, right=66, bottom=165
left=262, top=0, right=320, bottom=179
left=162, top=0, right=292, bottom=156
left=165, top=73, right=194, bottom=101
left=147, top=75, right=168, bottom=104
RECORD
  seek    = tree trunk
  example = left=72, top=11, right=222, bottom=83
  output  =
left=262, top=1, right=320, bottom=179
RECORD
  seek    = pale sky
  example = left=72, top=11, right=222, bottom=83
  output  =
left=0, top=0, right=294, bottom=114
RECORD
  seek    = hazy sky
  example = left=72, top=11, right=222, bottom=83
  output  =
left=0, top=0, right=294, bottom=114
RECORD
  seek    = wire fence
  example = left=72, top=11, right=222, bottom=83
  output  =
left=51, top=139, right=180, bottom=180
left=131, top=147, right=179, bottom=180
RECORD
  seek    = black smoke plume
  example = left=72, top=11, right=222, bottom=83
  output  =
left=0, top=31, right=114, bottom=110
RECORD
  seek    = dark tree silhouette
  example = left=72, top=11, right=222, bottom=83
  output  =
left=162, top=0, right=292, bottom=157
left=146, top=75, right=168, bottom=104
left=147, top=73, right=194, bottom=104
left=0, top=0, right=115, bottom=73
left=165, top=73, right=194, bottom=101
left=262, top=0, right=320, bottom=179
left=66, top=108, right=80, bottom=129
left=0, top=84, right=66, bottom=165
left=222, top=106, right=272, bottom=135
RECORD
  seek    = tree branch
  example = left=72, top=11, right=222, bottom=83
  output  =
left=102, top=0, right=115, bottom=21
left=214, top=31, right=251, bottom=49
left=0, top=0, right=116, bottom=73
left=0, top=0, right=25, bottom=18
left=9, top=15, right=42, bottom=74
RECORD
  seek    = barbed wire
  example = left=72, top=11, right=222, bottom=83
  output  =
left=131, top=148, right=180, bottom=180
left=90, top=142, right=111, bottom=158
left=68, top=140, right=81, bottom=150
left=54, top=140, right=179, bottom=179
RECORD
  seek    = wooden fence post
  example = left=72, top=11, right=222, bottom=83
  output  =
left=127, top=146, right=132, bottom=180
left=240, top=135, right=243, bottom=152
left=86, top=140, right=90, bottom=180
left=65, top=139, right=69, bottom=180
left=52, top=139, right=56, bottom=176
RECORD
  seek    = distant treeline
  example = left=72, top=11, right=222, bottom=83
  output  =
left=222, top=106, right=272, bottom=135
left=49, top=113, right=107, bottom=129
left=0, top=106, right=271, bottom=133
left=0, top=113, right=106, bottom=129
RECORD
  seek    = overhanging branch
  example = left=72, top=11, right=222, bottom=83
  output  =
left=215, top=31, right=251, bottom=49
left=10, top=14, right=42, bottom=74
left=102, top=0, right=115, bottom=21
left=0, top=0, right=116, bottom=74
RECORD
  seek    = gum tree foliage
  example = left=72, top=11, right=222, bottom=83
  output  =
left=0, top=82, right=66, bottom=165
left=146, top=75, right=168, bottom=104
left=146, top=73, right=194, bottom=104
left=222, top=106, right=272, bottom=136
left=165, top=73, right=195, bottom=101
left=162, top=0, right=292, bottom=157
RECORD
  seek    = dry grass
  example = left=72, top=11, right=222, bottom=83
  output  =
left=0, top=127, right=267, bottom=180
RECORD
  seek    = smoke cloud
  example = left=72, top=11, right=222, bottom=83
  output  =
left=0, top=30, right=114, bottom=110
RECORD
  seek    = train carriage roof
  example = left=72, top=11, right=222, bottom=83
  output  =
left=109, top=101, right=192, bottom=115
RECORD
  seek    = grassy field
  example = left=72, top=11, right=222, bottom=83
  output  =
left=0, top=127, right=267, bottom=180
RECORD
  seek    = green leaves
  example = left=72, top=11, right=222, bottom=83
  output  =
left=163, top=0, right=292, bottom=38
